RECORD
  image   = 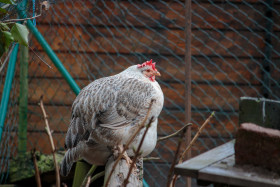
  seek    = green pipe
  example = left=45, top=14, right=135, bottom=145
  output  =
left=0, top=44, right=19, bottom=142
left=143, top=178, right=149, bottom=187
left=27, top=21, right=80, bottom=94
left=18, top=45, right=28, bottom=154
left=17, top=8, right=80, bottom=95
left=25, top=20, right=80, bottom=95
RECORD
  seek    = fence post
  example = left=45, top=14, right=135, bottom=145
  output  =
left=18, top=45, right=29, bottom=155
left=185, top=0, right=192, bottom=186
left=0, top=44, right=19, bottom=142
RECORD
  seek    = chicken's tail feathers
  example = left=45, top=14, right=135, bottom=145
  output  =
left=60, top=148, right=80, bottom=177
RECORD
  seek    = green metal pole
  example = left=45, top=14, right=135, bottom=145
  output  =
left=25, top=20, right=80, bottom=94
left=18, top=45, right=28, bottom=155
left=0, top=44, right=19, bottom=142
left=16, top=9, right=80, bottom=95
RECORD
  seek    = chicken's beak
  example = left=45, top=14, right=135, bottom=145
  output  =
left=154, top=70, right=161, bottom=77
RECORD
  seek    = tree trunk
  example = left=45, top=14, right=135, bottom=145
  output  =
left=104, top=156, right=143, bottom=187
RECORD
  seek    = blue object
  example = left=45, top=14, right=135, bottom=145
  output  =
left=32, top=0, right=36, bottom=26
left=0, top=44, right=19, bottom=142
left=143, top=179, right=149, bottom=187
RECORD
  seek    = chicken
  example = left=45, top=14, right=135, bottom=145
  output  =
left=60, top=60, right=164, bottom=176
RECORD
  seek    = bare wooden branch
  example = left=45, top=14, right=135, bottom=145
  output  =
left=0, top=45, right=15, bottom=74
left=104, top=100, right=154, bottom=187
left=123, top=117, right=154, bottom=187
left=179, top=112, right=215, bottom=163
left=32, top=149, right=42, bottom=187
left=39, top=96, right=60, bottom=187
left=85, top=177, right=91, bottom=187
left=28, top=45, right=52, bottom=69
left=157, top=123, right=192, bottom=142
left=2, top=1, right=49, bottom=24
left=170, top=112, right=215, bottom=186
left=3, top=14, right=41, bottom=24
left=166, top=122, right=190, bottom=187
left=143, top=157, right=160, bottom=161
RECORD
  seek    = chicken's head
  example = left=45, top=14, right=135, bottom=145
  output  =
left=137, top=59, right=160, bottom=82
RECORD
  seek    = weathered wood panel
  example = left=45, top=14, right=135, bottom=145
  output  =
left=25, top=52, right=263, bottom=85
left=37, top=1, right=268, bottom=30
left=30, top=25, right=265, bottom=57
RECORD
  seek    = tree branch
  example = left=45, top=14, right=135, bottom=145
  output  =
left=38, top=96, right=60, bottom=187
left=123, top=117, right=154, bottom=187
left=166, top=122, right=191, bottom=187
left=170, top=112, right=215, bottom=187
left=157, top=123, right=192, bottom=142
left=104, top=100, right=154, bottom=187
left=2, top=1, right=50, bottom=24
left=31, top=149, right=42, bottom=187
left=143, top=157, right=160, bottom=162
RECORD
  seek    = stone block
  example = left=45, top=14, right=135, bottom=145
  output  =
left=235, top=123, right=280, bottom=173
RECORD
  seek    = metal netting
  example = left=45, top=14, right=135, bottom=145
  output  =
left=1, top=0, right=280, bottom=186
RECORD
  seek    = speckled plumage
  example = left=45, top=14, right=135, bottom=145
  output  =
left=60, top=64, right=164, bottom=176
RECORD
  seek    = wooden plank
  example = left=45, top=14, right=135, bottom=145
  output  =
left=174, top=140, right=235, bottom=178
left=199, top=155, right=280, bottom=187
left=37, top=1, right=267, bottom=30
left=25, top=52, right=263, bottom=85
left=30, top=25, right=265, bottom=57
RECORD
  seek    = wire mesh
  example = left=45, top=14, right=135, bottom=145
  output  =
left=1, top=0, right=280, bottom=186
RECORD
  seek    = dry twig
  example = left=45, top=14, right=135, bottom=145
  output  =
left=0, top=45, right=15, bottom=74
left=179, top=112, right=215, bottom=164
left=157, top=123, right=192, bottom=142
left=85, top=177, right=91, bottom=187
left=2, top=1, right=50, bottom=24
left=104, top=100, right=154, bottom=187
left=28, top=45, right=52, bottom=69
left=143, top=157, right=160, bottom=161
left=170, top=112, right=215, bottom=187
left=39, top=96, right=60, bottom=187
left=32, top=149, right=42, bottom=187
left=123, top=117, right=154, bottom=187
left=166, top=122, right=191, bottom=187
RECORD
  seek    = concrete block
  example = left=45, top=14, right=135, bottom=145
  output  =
left=235, top=123, right=280, bottom=173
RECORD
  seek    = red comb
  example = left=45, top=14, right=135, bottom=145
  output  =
left=137, top=59, right=156, bottom=70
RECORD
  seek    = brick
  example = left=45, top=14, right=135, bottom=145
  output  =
left=235, top=123, right=280, bottom=173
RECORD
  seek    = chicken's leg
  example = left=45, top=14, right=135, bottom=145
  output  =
left=113, top=145, right=132, bottom=165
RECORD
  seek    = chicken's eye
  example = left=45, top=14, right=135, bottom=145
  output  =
left=146, top=69, right=151, bottom=73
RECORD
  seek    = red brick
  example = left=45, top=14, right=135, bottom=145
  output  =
left=235, top=123, right=280, bottom=173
